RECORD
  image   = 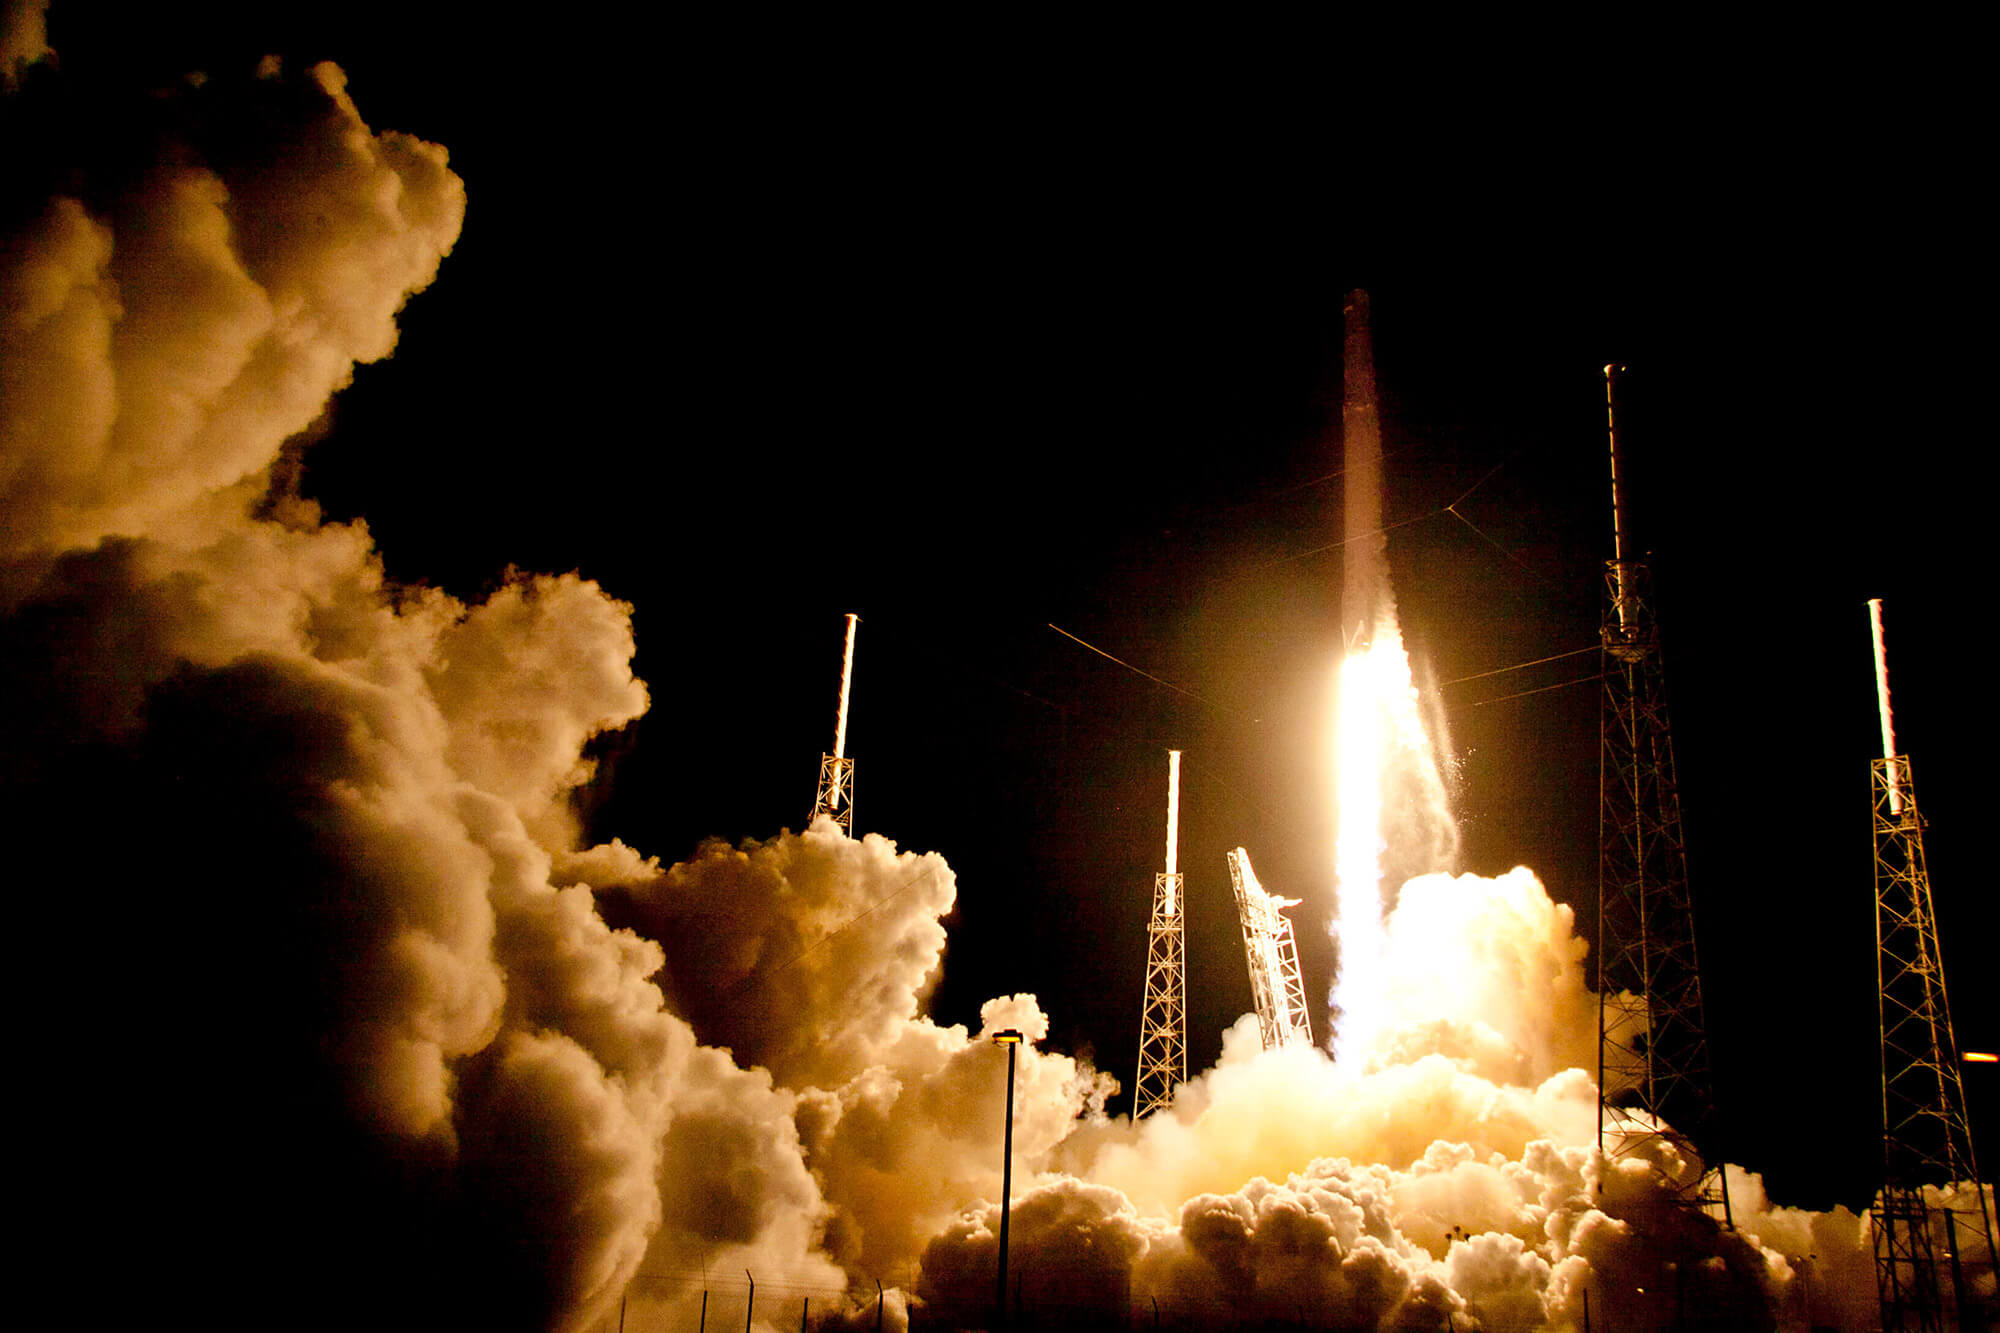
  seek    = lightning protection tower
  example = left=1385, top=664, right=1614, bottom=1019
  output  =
left=1595, top=365, right=1731, bottom=1226
left=1868, top=599, right=1994, bottom=1333
left=1133, top=750, right=1186, bottom=1119
left=1227, top=848, right=1313, bottom=1053
left=810, top=614, right=859, bottom=835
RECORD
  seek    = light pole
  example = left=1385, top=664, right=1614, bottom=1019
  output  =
left=993, top=1028, right=1023, bottom=1331
left=1955, top=1052, right=1996, bottom=1333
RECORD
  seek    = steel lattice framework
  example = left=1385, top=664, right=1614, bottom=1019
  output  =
left=1871, top=753, right=1993, bottom=1333
left=1226, top=848, right=1312, bottom=1053
left=811, top=755, right=854, bottom=834
left=1597, top=558, right=1731, bottom=1224
left=1134, top=751, right=1187, bottom=1119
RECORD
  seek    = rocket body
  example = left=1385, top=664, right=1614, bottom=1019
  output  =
left=1341, top=290, right=1386, bottom=647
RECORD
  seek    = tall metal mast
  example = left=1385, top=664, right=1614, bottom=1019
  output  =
left=1133, top=750, right=1186, bottom=1119
left=1595, top=364, right=1730, bottom=1224
left=810, top=614, right=859, bottom=835
left=1227, top=848, right=1313, bottom=1053
left=1868, top=599, right=1993, bottom=1333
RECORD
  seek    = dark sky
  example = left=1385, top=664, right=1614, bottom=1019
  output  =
left=41, top=3, right=1994, bottom=1213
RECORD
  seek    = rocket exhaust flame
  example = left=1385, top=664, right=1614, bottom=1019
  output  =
left=1329, top=291, right=1458, bottom=1066
left=1332, top=644, right=1390, bottom=1062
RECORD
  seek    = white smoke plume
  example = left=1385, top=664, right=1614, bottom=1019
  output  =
left=3, top=47, right=688, bottom=1332
left=9, top=27, right=1986, bottom=1333
left=576, top=827, right=1119, bottom=1314
left=914, top=868, right=1850, bottom=1333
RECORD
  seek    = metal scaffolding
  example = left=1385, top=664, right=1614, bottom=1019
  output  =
left=1133, top=750, right=1186, bottom=1119
left=1227, top=847, right=1312, bottom=1053
left=1869, top=601, right=1993, bottom=1333
left=809, top=614, right=858, bottom=835
left=1595, top=366, right=1730, bottom=1224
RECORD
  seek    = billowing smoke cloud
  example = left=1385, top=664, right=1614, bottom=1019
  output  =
left=8, top=26, right=1987, bottom=1333
left=917, top=870, right=1815, bottom=1332
left=575, top=828, right=1118, bottom=1308
left=0, top=46, right=687, bottom=1332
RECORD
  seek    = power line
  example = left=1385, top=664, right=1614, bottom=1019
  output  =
left=1044, top=623, right=1245, bottom=718
left=1442, top=646, right=1597, bottom=686
left=1467, top=672, right=1604, bottom=708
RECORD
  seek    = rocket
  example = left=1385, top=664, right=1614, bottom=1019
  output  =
left=1341, top=290, right=1386, bottom=649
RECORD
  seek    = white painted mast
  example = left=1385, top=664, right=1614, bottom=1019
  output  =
left=1134, top=750, right=1187, bottom=1118
left=1868, top=599, right=1902, bottom=816
left=1605, top=364, right=1635, bottom=635
left=832, top=612, right=858, bottom=762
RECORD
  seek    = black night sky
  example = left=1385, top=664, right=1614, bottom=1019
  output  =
left=28, top=3, right=1994, bottom=1220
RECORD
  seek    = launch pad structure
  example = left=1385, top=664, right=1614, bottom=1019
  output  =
left=1226, top=848, right=1313, bottom=1053
left=1594, top=365, right=1732, bottom=1225
left=1133, top=750, right=1187, bottom=1119
left=810, top=614, right=859, bottom=835
left=1867, top=600, right=1994, bottom=1333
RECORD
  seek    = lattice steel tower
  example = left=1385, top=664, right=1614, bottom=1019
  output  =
left=1595, top=365, right=1730, bottom=1224
left=1227, top=848, right=1313, bottom=1053
left=810, top=613, right=859, bottom=835
left=1133, top=750, right=1186, bottom=1119
left=1868, top=599, right=1993, bottom=1333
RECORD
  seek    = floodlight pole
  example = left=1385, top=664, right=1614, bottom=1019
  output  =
left=993, top=1028, right=1023, bottom=1331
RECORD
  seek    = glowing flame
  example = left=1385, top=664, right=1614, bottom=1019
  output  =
left=1331, top=616, right=1451, bottom=1065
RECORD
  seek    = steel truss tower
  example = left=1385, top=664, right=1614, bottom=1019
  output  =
left=810, top=614, right=859, bottom=835
left=1596, top=366, right=1730, bottom=1224
left=1226, top=848, right=1313, bottom=1052
left=1133, top=750, right=1186, bottom=1119
left=1869, top=600, right=1994, bottom=1333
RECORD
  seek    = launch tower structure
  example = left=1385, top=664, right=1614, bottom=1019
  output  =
left=1867, top=600, right=1993, bottom=1333
left=1226, top=848, right=1313, bottom=1053
left=810, top=614, right=859, bottom=835
left=1595, top=365, right=1731, bottom=1225
left=1133, top=750, right=1187, bottom=1119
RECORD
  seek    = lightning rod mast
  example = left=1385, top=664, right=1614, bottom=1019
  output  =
left=1595, top=364, right=1731, bottom=1225
left=1227, top=848, right=1313, bottom=1053
left=1133, top=750, right=1186, bottom=1119
left=1868, top=599, right=1993, bottom=1333
left=810, top=614, right=859, bottom=835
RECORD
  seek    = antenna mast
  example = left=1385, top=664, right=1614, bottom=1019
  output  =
left=1133, top=750, right=1186, bottom=1119
left=1227, top=848, right=1312, bottom=1052
left=1595, top=365, right=1730, bottom=1225
left=810, top=614, right=859, bottom=835
left=1868, top=600, right=1993, bottom=1333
